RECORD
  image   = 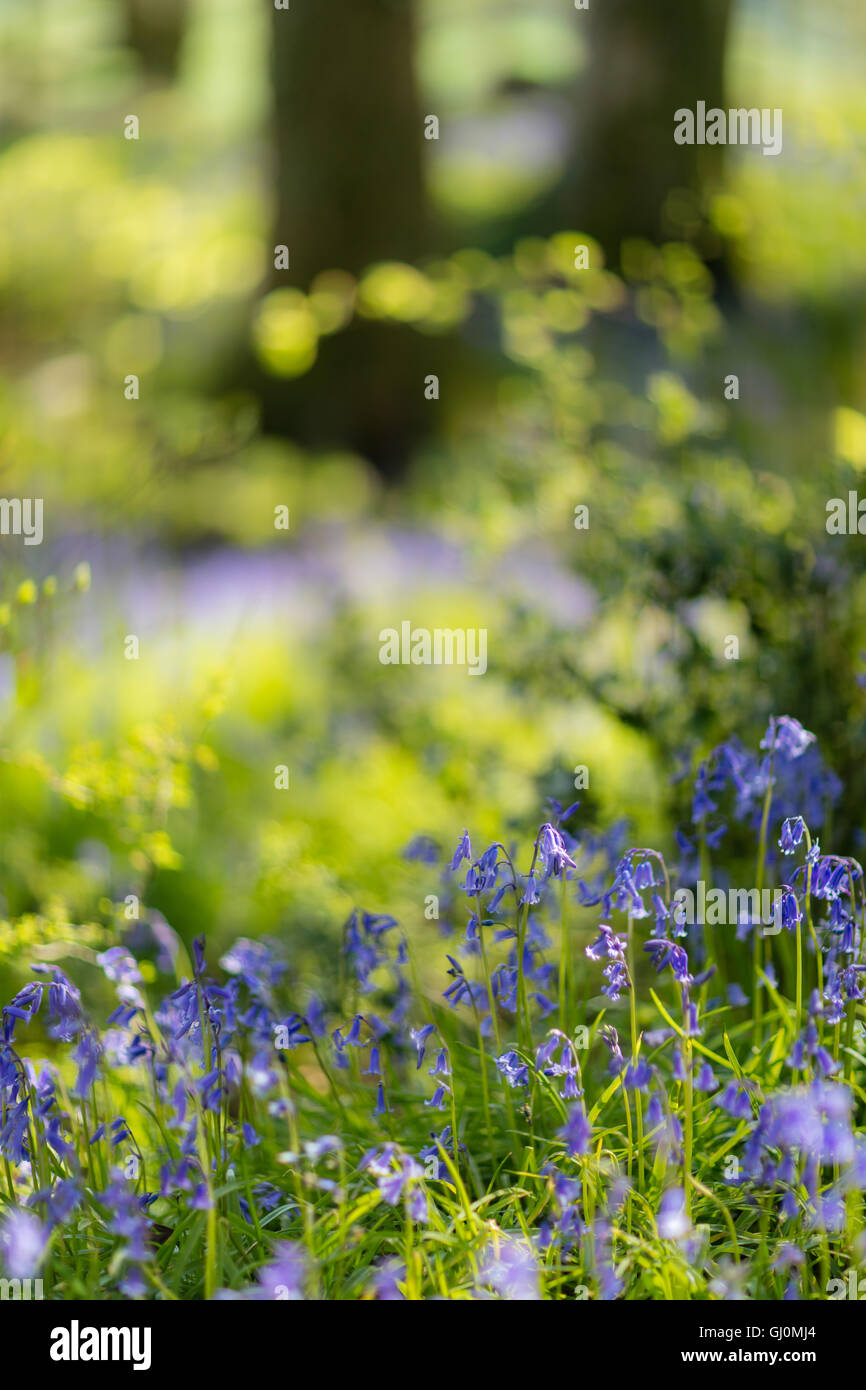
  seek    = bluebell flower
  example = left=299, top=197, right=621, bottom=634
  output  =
left=624, top=1057, right=651, bottom=1092
left=71, top=1029, right=101, bottom=1098
left=190, top=1183, right=213, bottom=1211
left=477, top=1236, right=540, bottom=1301
left=192, top=935, right=207, bottom=978
left=651, top=894, right=669, bottom=931
left=238, top=1182, right=284, bottom=1223
left=812, top=858, right=850, bottom=902
left=539, top=1167, right=584, bottom=1252
left=583, top=1216, right=622, bottom=1300
left=763, top=716, right=815, bottom=762
left=442, top=955, right=489, bottom=1015
left=773, top=1244, right=805, bottom=1274
left=645, top=938, right=691, bottom=984
left=410, top=1023, right=436, bottom=1069
left=429, top=1048, right=449, bottom=1078
left=272, top=1014, right=311, bottom=1052
left=219, top=938, right=287, bottom=999
left=718, top=1080, right=756, bottom=1120
left=496, top=1050, right=529, bottom=1089
left=450, top=830, right=472, bottom=870
left=254, top=1242, right=308, bottom=1300
left=0, top=1207, right=46, bottom=1278
left=520, top=874, right=541, bottom=907
left=535, top=823, right=577, bottom=880
left=559, top=1106, right=592, bottom=1157
left=695, top=1061, right=719, bottom=1092
left=417, top=1127, right=461, bottom=1179
left=585, top=924, right=629, bottom=1000
left=402, top=835, right=440, bottom=864
left=600, top=1026, right=624, bottom=1076
left=657, top=1186, right=690, bottom=1240
left=102, top=1169, right=152, bottom=1266
left=370, top=1257, right=406, bottom=1300
left=361, top=1145, right=427, bottom=1221
left=0, top=1099, right=29, bottom=1163
left=779, top=817, right=806, bottom=854
left=30, top=1178, right=80, bottom=1227
left=546, top=797, right=581, bottom=827
left=97, top=946, right=142, bottom=983
left=705, top=822, right=728, bottom=849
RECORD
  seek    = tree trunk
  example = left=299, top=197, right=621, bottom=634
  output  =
left=270, top=0, right=428, bottom=283
left=122, top=0, right=190, bottom=80
left=564, top=0, right=734, bottom=265
left=260, top=0, right=433, bottom=475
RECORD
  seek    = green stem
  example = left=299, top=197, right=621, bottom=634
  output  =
left=682, top=994, right=694, bottom=1214
left=752, top=746, right=776, bottom=1050
left=559, top=874, right=570, bottom=1037
left=627, top=915, right=645, bottom=1189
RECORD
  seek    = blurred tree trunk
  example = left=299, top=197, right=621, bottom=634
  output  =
left=563, top=0, right=734, bottom=265
left=270, top=0, right=428, bottom=283
left=121, top=0, right=190, bottom=79
left=259, top=0, right=433, bottom=476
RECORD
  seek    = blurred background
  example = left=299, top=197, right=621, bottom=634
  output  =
left=0, top=0, right=865, bottom=996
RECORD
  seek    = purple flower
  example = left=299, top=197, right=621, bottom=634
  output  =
left=535, top=823, right=577, bottom=880
left=102, top=1169, right=152, bottom=1268
left=657, top=1187, right=690, bottom=1240
left=4, top=967, right=84, bottom=1043
left=477, top=1237, right=541, bottom=1301
left=370, top=1258, right=405, bottom=1300
left=450, top=830, right=472, bottom=870
left=239, top=1182, right=284, bottom=1224
left=559, top=1107, right=592, bottom=1157
left=761, top=1084, right=854, bottom=1165
left=779, top=818, right=806, bottom=854
left=30, top=1179, right=80, bottom=1227
left=644, top=938, right=691, bottom=984
left=0, top=1099, right=29, bottom=1163
left=495, top=1050, right=529, bottom=1089
left=97, top=947, right=143, bottom=988
left=586, top=924, right=629, bottom=1000
left=71, top=1029, right=101, bottom=1098
left=410, top=1024, right=435, bottom=1069
left=361, top=1145, right=427, bottom=1222
left=219, top=938, right=287, bottom=997
left=718, top=1080, right=756, bottom=1120
left=763, top=716, right=815, bottom=762
left=257, top=1242, right=309, bottom=1300
left=0, top=1208, right=46, bottom=1278
left=624, top=1057, right=651, bottom=1092
left=695, top=1061, right=718, bottom=1092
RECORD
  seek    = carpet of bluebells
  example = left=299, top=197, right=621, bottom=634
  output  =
left=0, top=713, right=864, bottom=1301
